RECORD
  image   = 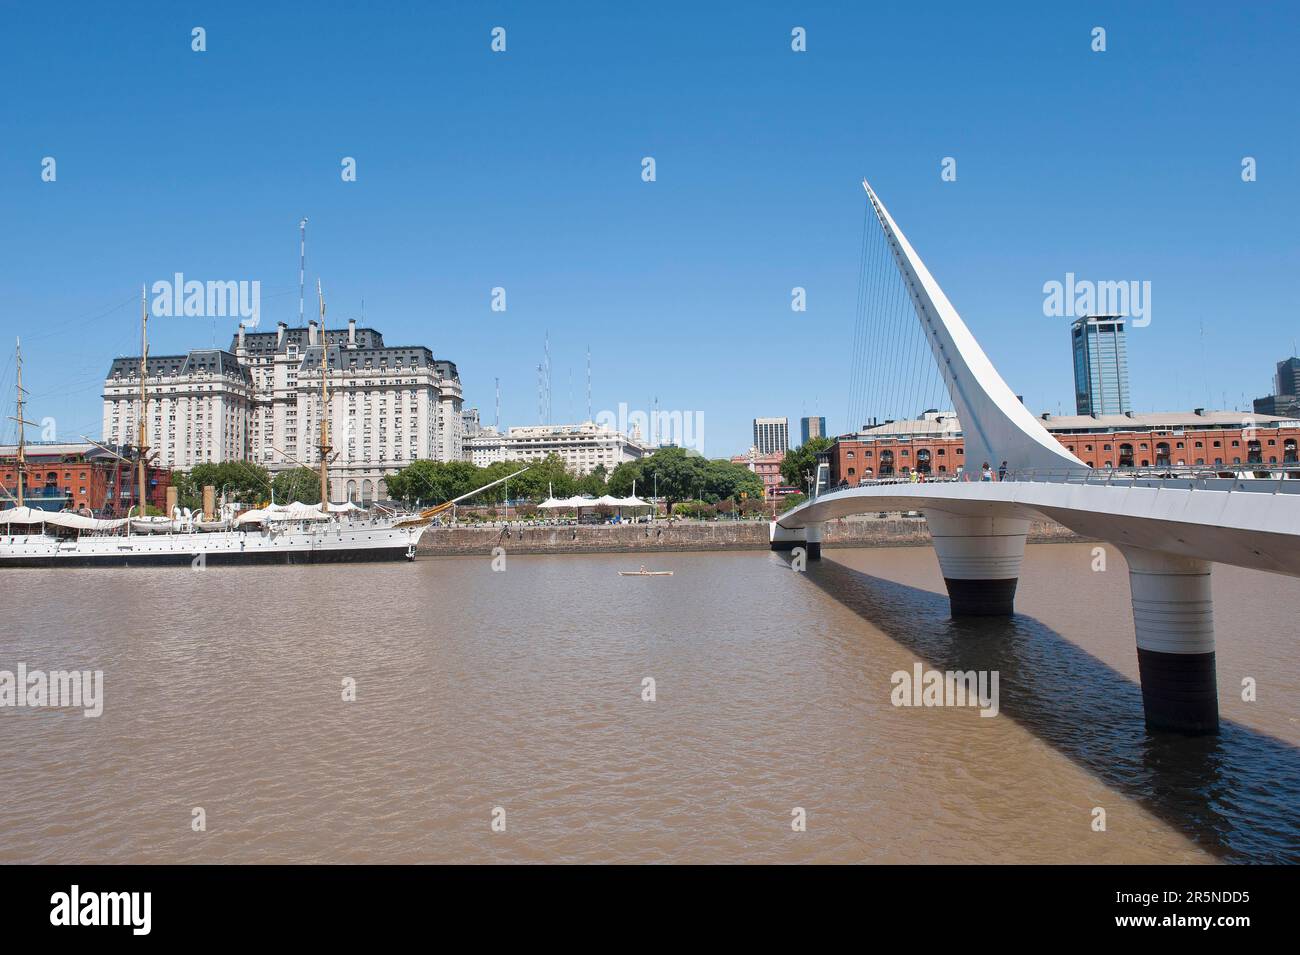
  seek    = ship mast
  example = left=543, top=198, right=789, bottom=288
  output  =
left=137, top=284, right=149, bottom=517
left=13, top=338, right=29, bottom=507
left=317, top=279, right=330, bottom=507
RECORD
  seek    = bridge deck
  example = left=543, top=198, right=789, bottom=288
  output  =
left=778, top=479, right=1300, bottom=578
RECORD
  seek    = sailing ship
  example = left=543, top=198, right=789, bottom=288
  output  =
left=0, top=283, right=518, bottom=567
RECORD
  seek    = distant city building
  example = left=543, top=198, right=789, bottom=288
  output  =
left=463, top=426, right=504, bottom=467
left=800, top=416, right=827, bottom=446
left=102, top=350, right=254, bottom=468
left=1253, top=394, right=1300, bottom=418
left=1, top=441, right=171, bottom=515
left=1071, top=315, right=1131, bottom=416
left=103, top=319, right=464, bottom=504
left=1276, top=356, right=1300, bottom=396
left=827, top=409, right=1299, bottom=484
left=729, top=447, right=784, bottom=499
left=468, top=421, right=646, bottom=475
left=462, top=407, right=483, bottom=437
left=1253, top=355, right=1300, bottom=419
left=753, top=416, right=789, bottom=455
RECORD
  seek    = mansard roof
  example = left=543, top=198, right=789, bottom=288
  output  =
left=106, top=349, right=252, bottom=383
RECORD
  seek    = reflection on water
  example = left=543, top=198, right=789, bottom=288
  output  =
left=0, top=542, right=1295, bottom=863
left=802, top=556, right=1300, bottom=863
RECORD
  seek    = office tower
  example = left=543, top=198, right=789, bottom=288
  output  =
left=800, top=416, right=826, bottom=445
left=1071, top=315, right=1131, bottom=416
left=753, top=417, right=789, bottom=455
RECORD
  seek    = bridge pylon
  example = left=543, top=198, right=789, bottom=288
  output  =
left=770, top=521, right=822, bottom=560
left=926, top=510, right=1029, bottom=616
left=1121, top=547, right=1219, bottom=734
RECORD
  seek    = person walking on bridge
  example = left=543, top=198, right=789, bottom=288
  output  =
left=981, top=462, right=993, bottom=482
left=998, top=461, right=1008, bottom=481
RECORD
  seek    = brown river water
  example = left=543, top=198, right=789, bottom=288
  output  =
left=1, top=541, right=1297, bottom=863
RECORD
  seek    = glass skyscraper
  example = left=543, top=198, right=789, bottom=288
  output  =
left=1071, top=315, right=1131, bottom=416
left=800, top=416, right=826, bottom=445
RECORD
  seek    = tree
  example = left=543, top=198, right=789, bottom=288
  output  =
left=629, top=446, right=707, bottom=512
left=701, top=458, right=765, bottom=504
left=781, top=436, right=833, bottom=489
left=174, top=461, right=273, bottom=510
left=272, top=467, right=321, bottom=504
left=605, top=460, right=642, bottom=497
left=478, top=459, right=533, bottom=505
left=575, top=464, right=607, bottom=497
left=507, top=453, right=577, bottom=502
left=387, top=459, right=484, bottom=507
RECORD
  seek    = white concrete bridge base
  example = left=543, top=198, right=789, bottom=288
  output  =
left=769, top=521, right=822, bottom=560
left=1121, top=547, right=1219, bottom=734
left=926, top=511, right=1030, bottom=617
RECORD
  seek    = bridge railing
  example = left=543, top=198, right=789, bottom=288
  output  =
left=824, top=465, right=1300, bottom=496
left=1004, top=464, right=1300, bottom=494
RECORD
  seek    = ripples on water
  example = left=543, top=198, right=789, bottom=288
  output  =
left=0, top=543, right=1296, bottom=863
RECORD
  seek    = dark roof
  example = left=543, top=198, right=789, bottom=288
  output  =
left=106, top=349, right=252, bottom=383
left=232, top=325, right=385, bottom=354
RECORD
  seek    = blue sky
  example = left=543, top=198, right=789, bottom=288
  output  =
left=1, top=1, right=1297, bottom=456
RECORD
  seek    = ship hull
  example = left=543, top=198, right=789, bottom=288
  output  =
left=0, top=545, right=412, bottom=568
left=0, top=523, right=426, bottom=568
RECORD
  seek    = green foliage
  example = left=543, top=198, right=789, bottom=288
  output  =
left=575, top=464, right=607, bottom=497
left=272, top=467, right=322, bottom=505
left=672, top=499, right=715, bottom=520
left=780, top=436, right=833, bottom=488
left=506, top=454, right=577, bottom=502
left=376, top=449, right=767, bottom=513
left=172, top=460, right=273, bottom=510
left=607, top=447, right=763, bottom=511
left=387, top=459, right=484, bottom=506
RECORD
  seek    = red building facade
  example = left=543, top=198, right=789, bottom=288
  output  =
left=828, top=411, right=1300, bottom=485
left=1, top=443, right=171, bottom=515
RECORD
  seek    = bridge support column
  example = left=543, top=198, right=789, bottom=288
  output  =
left=770, top=522, right=822, bottom=560
left=1121, top=547, right=1218, bottom=735
left=926, top=511, right=1029, bottom=616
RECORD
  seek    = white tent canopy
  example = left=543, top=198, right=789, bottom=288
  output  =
left=235, top=501, right=333, bottom=525
left=538, top=497, right=576, bottom=510
left=537, top=495, right=653, bottom=510
left=0, top=506, right=127, bottom=531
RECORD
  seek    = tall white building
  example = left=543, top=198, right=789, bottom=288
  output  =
left=103, top=350, right=254, bottom=469
left=752, top=416, right=789, bottom=455
left=103, top=320, right=464, bottom=504
left=464, top=421, right=645, bottom=474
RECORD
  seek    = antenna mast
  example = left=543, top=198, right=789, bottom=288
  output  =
left=317, top=279, right=330, bottom=506
left=544, top=331, right=551, bottom=424
left=137, top=285, right=149, bottom=517
left=495, top=377, right=500, bottom=430
left=299, top=218, right=308, bottom=326
left=586, top=346, right=592, bottom=421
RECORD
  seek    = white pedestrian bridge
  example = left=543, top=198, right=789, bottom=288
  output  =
left=776, top=180, right=1300, bottom=735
